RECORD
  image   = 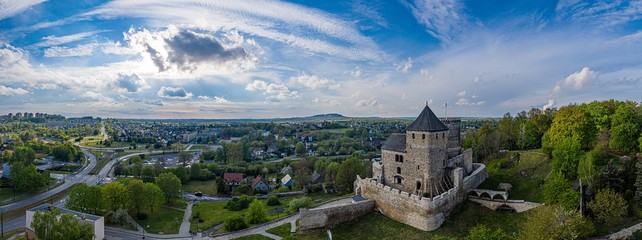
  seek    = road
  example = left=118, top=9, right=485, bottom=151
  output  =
left=1, top=149, right=168, bottom=233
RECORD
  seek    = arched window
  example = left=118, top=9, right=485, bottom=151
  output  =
left=394, top=176, right=403, bottom=184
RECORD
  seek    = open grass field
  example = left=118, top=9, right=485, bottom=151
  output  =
left=477, top=150, right=550, bottom=202
left=232, top=235, right=273, bottom=240
left=183, top=180, right=218, bottom=195
left=136, top=206, right=185, bottom=234
left=266, top=223, right=291, bottom=237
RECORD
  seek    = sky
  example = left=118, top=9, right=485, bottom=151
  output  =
left=1, top=0, right=642, bottom=119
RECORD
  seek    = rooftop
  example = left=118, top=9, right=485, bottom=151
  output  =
left=28, top=203, right=103, bottom=221
left=381, top=133, right=406, bottom=152
left=407, top=105, right=448, bottom=132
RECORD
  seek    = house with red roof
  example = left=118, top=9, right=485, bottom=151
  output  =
left=251, top=176, right=270, bottom=192
left=223, top=172, right=245, bottom=186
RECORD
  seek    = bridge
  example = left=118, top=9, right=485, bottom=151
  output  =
left=468, top=198, right=543, bottom=213
left=467, top=189, right=509, bottom=201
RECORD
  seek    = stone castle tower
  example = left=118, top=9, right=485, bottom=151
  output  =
left=378, top=105, right=456, bottom=196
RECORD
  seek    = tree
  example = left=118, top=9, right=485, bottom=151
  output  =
left=145, top=183, right=164, bottom=213
left=156, top=172, right=182, bottom=203
left=335, top=158, right=365, bottom=193
left=130, top=155, right=143, bottom=164
left=190, top=164, right=202, bottom=180
left=636, top=161, right=642, bottom=202
left=543, top=174, right=580, bottom=210
left=66, top=184, right=102, bottom=215
left=12, top=147, right=35, bottom=164
left=464, top=225, right=509, bottom=240
left=127, top=179, right=147, bottom=217
left=551, top=138, right=582, bottom=180
left=295, top=142, right=306, bottom=156
left=102, top=182, right=128, bottom=212
left=132, top=162, right=142, bottom=178
left=609, top=123, right=639, bottom=153
left=288, top=196, right=312, bottom=212
left=224, top=216, right=247, bottom=231
left=266, top=196, right=281, bottom=206
left=31, top=209, right=94, bottom=240
left=141, top=165, right=155, bottom=182
left=179, top=151, right=192, bottom=167
left=245, top=199, right=268, bottom=224
left=519, top=205, right=594, bottom=240
left=10, top=162, right=47, bottom=192
left=542, top=105, right=595, bottom=153
left=578, top=155, right=597, bottom=194
left=588, top=188, right=627, bottom=226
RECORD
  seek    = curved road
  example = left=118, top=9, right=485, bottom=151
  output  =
left=1, top=149, right=170, bottom=233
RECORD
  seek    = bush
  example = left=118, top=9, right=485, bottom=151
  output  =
left=289, top=197, right=312, bottom=212
left=246, top=199, right=268, bottom=224
left=267, top=196, right=281, bottom=206
left=588, top=188, right=627, bottom=226
left=225, top=195, right=253, bottom=211
left=224, top=216, right=247, bottom=231
left=464, top=225, right=509, bottom=240
left=136, top=213, right=148, bottom=220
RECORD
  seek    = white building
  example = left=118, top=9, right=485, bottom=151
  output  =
left=25, top=204, right=105, bottom=240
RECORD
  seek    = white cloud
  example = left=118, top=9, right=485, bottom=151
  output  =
left=395, top=57, right=413, bottom=73
left=289, top=73, right=339, bottom=90
left=83, top=0, right=382, bottom=61
left=43, top=43, right=96, bottom=57
left=556, top=1, right=642, bottom=28
left=350, top=66, right=362, bottom=78
left=35, top=30, right=105, bottom=47
left=0, top=85, right=29, bottom=95
left=404, top=0, right=470, bottom=43
left=157, top=86, right=193, bottom=99
left=81, top=91, right=122, bottom=107
left=312, top=97, right=340, bottom=106
left=245, top=80, right=299, bottom=100
left=198, top=95, right=229, bottom=103
left=455, top=98, right=484, bottom=106
left=457, top=90, right=466, bottom=97
left=0, top=0, right=47, bottom=20
left=563, top=67, right=597, bottom=89
left=355, top=96, right=379, bottom=107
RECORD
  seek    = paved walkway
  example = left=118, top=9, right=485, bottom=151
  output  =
left=179, top=202, right=194, bottom=235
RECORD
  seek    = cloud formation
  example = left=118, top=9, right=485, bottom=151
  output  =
left=395, top=57, right=413, bottom=73
left=0, top=85, right=29, bottom=95
left=0, top=0, right=47, bottom=20
left=114, top=73, right=149, bottom=93
left=404, top=0, right=470, bottom=43
left=157, top=86, right=193, bottom=99
left=125, top=25, right=257, bottom=74
left=563, top=66, right=597, bottom=89
left=289, top=73, right=339, bottom=90
left=198, top=95, right=229, bottom=103
left=245, top=80, right=299, bottom=100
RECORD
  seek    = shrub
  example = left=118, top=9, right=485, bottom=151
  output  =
left=136, top=213, right=148, bottom=220
left=224, top=216, right=247, bottom=231
left=289, top=196, right=312, bottom=212
left=464, top=225, right=509, bottom=240
left=246, top=199, right=268, bottom=224
left=588, top=188, right=627, bottom=226
left=267, top=196, right=281, bottom=206
left=225, top=195, right=253, bottom=211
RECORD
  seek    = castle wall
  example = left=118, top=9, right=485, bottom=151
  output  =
left=299, top=200, right=375, bottom=231
left=406, top=130, right=448, bottom=194
left=354, top=164, right=487, bottom=231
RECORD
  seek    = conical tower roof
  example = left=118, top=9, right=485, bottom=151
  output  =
left=407, top=105, right=448, bottom=132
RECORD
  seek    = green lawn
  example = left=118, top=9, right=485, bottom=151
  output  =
left=190, top=145, right=206, bottom=150
left=183, top=180, right=218, bottom=195
left=295, top=202, right=526, bottom=239
left=232, top=235, right=273, bottom=240
left=266, top=223, right=291, bottom=237
left=136, top=206, right=185, bottom=234
left=477, top=150, right=550, bottom=202
left=191, top=201, right=246, bottom=232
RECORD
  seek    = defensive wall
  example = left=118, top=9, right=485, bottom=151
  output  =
left=298, top=199, right=375, bottom=231
left=354, top=163, right=487, bottom=231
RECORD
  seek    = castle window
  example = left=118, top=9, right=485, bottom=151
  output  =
left=395, top=154, right=403, bottom=163
left=412, top=133, right=415, bottom=139
left=394, top=176, right=403, bottom=184
left=397, top=167, right=401, bottom=174
left=442, top=133, right=445, bottom=138
left=417, top=165, right=420, bottom=170
left=436, top=134, right=438, bottom=139
left=422, top=134, right=425, bottom=139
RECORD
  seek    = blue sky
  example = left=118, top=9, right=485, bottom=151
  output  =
left=1, top=0, right=642, bottom=118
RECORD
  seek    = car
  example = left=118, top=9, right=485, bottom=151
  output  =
left=194, top=192, right=203, bottom=197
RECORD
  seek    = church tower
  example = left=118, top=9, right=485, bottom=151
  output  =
left=405, top=105, right=449, bottom=195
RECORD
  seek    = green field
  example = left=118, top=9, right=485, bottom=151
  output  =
left=232, top=235, right=272, bottom=240
left=136, top=206, right=185, bottom=234
left=183, top=180, right=218, bottom=195
left=266, top=223, right=291, bottom=237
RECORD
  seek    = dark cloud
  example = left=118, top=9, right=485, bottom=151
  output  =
left=115, top=73, right=148, bottom=92
left=127, top=27, right=255, bottom=73
left=157, top=86, right=192, bottom=99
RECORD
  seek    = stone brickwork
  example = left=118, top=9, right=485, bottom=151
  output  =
left=607, top=221, right=642, bottom=240
left=299, top=199, right=375, bottom=231
left=354, top=164, right=487, bottom=231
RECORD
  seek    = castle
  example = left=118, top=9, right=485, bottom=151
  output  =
left=354, top=105, right=487, bottom=231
